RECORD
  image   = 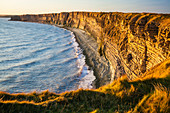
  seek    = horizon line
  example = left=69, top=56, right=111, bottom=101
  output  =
left=0, top=10, right=170, bottom=15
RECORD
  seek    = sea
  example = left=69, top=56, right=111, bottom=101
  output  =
left=0, top=18, right=95, bottom=93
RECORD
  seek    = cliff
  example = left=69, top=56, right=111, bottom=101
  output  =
left=11, top=12, right=170, bottom=85
left=0, top=15, right=14, bottom=18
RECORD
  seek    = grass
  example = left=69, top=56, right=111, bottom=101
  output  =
left=0, top=58, right=170, bottom=113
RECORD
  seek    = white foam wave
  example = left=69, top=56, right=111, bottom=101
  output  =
left=70, top=31, right=96, bottom=89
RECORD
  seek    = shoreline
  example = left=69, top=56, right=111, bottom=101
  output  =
left=64, top=27, right=112, bottom=88
left=66, top=27, right=99, bottom=88
left=55, top=24, right=112, bottom=88
left=54, top=25, right=99, bottom=88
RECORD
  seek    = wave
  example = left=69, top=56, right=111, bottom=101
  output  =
left=70, top=31, right=96, bottom=89
left=0, top=56, right=30, bottom=64
left=0, top=52, right=52, bottom=71
left=53, top=41, right=73, bottom=48
left=55, top=73, right=81, bottom=93
left=54, top=57, right=77, bottom=66
left=0, top=60, right=40, bottom=72
left=0, top=43, right=32, bottom=50
left=31, top=47, right=51, bottom=55
left=59, top=46, right=74, bottom=54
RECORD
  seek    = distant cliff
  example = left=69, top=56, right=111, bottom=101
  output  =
left=11, top=12, right=170, bottom=85
left=0, top=15, right=15, bottom=18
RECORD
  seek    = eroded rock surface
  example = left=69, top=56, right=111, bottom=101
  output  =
left=11, top=12, right=170, bottom=86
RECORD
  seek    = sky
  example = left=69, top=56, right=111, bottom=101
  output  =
left=0, top=0, right=170, bottom=15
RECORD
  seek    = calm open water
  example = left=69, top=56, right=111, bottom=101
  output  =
left=0, top=18, right=95, bottom=93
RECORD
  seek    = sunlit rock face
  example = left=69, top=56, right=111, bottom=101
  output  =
left=11, top=12, right=170, bottom=83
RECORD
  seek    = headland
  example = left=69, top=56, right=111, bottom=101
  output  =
left=0, top=12, right=169, bottom=112
left=10, top=12, right=170, bottom=86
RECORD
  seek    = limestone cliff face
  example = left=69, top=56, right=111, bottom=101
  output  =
left=11, top=12, right=170, bottom=82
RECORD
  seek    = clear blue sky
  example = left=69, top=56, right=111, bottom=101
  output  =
left=0, top=0, right=170, bottom=15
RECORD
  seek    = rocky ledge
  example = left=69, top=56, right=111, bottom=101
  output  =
left=11, top=12, right=170, bottom=87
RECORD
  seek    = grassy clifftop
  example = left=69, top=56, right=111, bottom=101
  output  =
left=0, top=58, right=169, bottom=113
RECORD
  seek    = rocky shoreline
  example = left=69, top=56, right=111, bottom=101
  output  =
left=56, top=24, right=113, bottom=88
left=46, top=24, right=109, bottom=88
left=65, top=27, right=112, bottom=88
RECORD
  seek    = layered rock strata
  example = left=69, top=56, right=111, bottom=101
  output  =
left=11, top=12, right=170, bottom=86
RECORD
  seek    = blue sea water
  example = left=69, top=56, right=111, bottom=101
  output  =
left=0, top=18, right=95, bottom=93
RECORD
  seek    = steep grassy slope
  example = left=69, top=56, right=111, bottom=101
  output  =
left=0, top=58, right=169, bottom=113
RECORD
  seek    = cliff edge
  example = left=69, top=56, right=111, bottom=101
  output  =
left=11, top=12, right=170, bottom=86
